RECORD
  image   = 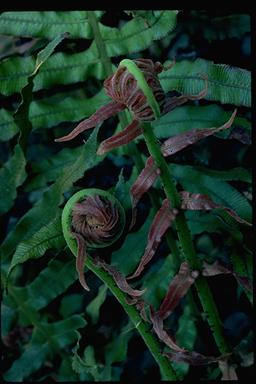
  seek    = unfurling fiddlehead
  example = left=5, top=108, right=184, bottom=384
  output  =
left=62, top=188, right=125, bottom=290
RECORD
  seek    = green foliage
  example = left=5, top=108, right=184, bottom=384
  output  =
left=8, top=213, right=64, bottom=275
left=159, top=58, right=251, bottom=107
left=173, top=304, right=197, bottom=378
left=86, top=284, right=108, bottom=324
left=0, top=145, right=27, bottom=214
left=4, top=315, right=86, bottom=381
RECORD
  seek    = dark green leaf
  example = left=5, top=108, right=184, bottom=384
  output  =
left=8, top=212, right=65, bottom=275
left=4, top=315, right=86, bottom=382
left=0, top=144, right=26, bottom=214
left=86, top=284, right=108, bottom=324
left=111, top=210, right=154, bottom=275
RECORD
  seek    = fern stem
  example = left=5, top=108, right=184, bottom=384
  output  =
left=142, top=122, right=231, bottom=355
left=85, top=256, right=178, bottom=380
left=86, top=11, right=178, bottom=380
left=87, top=11, right=113, bottom=76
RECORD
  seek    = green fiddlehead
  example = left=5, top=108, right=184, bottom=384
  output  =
left=62, top=188, right=125, bottom=290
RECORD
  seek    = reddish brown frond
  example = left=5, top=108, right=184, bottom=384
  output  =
left=128, top=199, right=178, bottom=280
left=55, top=101, right=125, bottom=142
left=97, top=119, right=143, bottom=155
left=96, top=259, right=146, bottom=298
left=150, top=308, right=186, bottom=352
left=180, top=190, right=251, bottom=226
left=72, top=232, right=90, bottom=291
left=129, top=156, right=160, bottom=228
left=158, top=262, right=199, bottom=320
left=202, top=260, right=231, bottom=277
left=202, top=261, right=252, bottom=293
left=163, top=350, right=228, bottom=366
left=161, top=109, right=237, bottom=157
left=218, top=361, right=238, bottom=380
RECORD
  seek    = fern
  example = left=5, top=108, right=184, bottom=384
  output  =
left=1, top=10, right=252, bottom=382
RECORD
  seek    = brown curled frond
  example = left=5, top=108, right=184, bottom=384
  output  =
left=150, top=295, right=231, bottom=364
left=55, top=101, right=125, bottom=142
left=128, top=199, right=178, bottom=280
left=71, top=194, right=123, bottom=290
left=96, top=259, right=146, bottom=298
left=104, top=58, right=166, bottom=121
left=129, top=156, right=160, bottom=229
left=202, top=261, right=252, bottom=293
left=72, top=195, right=121, bottom=247
left=150, top=307, right=186, bottom=352
left=161, top=109, right=237, bottom=157
left=180, top=190, right=251, bottom=226
left=72, top=232, right=90, bottom=291
left=158, top=262, right=199, bottom=320
left=97, top=119, right=143, bottom=155
left=163, top=350, right=229, bottom=366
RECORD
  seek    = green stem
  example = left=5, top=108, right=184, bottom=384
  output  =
left=87, top=11, right=113, bottom=76
left=142, top=122, right=231, bottom=355
left=85, top=256, right=178, bottom=380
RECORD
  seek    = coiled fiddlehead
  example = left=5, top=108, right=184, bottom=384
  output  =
left=104, top=58, right=165, bottom=121
left=62, top=188, right=125, bottom=290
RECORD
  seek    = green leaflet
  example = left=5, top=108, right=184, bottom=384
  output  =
left=0, top=109, right=19, bottom=141
left=26, top=146, right=84, bottom=191
left=58, top=356, right=80, bottom=381
left=152, top=104, right=251, bottom=139
left=8, top=213, right=64, bottom=276
left=14, top=33, right=69, bottom=151
left=142, top=253, right=177, bottom=308
left=113, top=169, right=132, bottom=211
left=60, top=294, right=84, bottom=318
left=72, top=344, right=103, bottom=381
left=187, top=166, right=251, bottom=183
left=172, top=304, right=197, bottom=378
left=3, top=315, right=86, bottom=382
left=15, top=259, right=77, bottom=311
left=72, top=321, right=133, bottom=381
left=0, top=11, right=103, bottom=39
left=159, top=58, right=251, bottom=107
left=0, top=90, right=109, bottom=142
left=186, top=211, right=233, bottom=235
left=0, top=145, right=26, bottom=214
left=103, top=321, right=134, bottom=380
left=3, top=343, right=49, bottom=382
left=1, top=302, right=16, bottom=337
left=1, top=126, right=99, bottom=262
left=86, top=284, right=108, bottom=324
left=170, top=164, right=252, bottom=222
left=111, top=210, right=154, bottom=276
